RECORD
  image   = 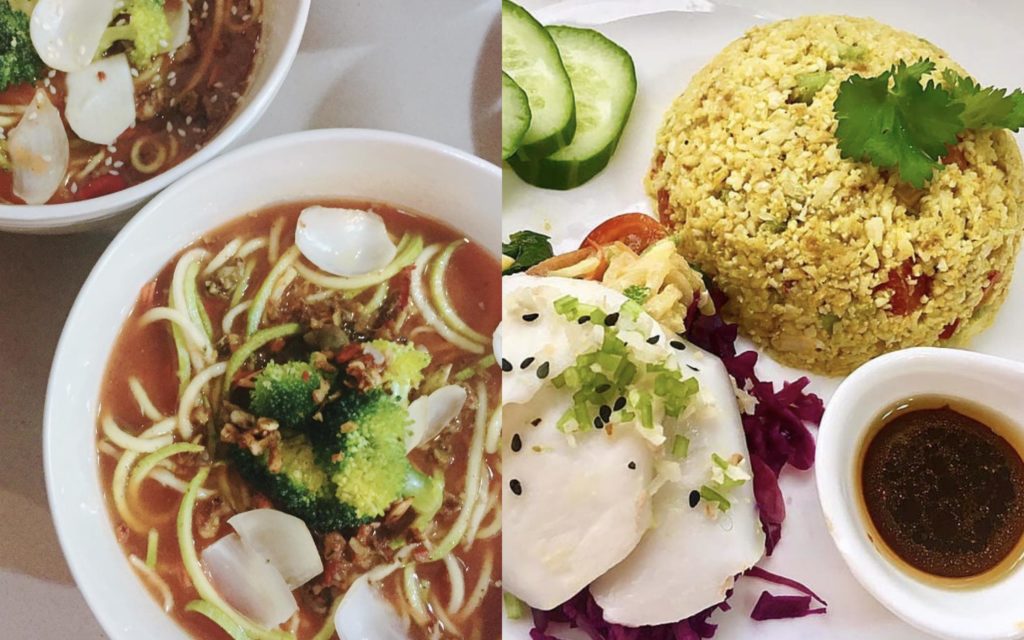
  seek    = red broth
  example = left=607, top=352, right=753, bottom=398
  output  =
left=97, top=200, right=501, bottom=639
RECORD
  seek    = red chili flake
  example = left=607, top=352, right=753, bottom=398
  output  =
left=268, top=338, right=286, bottom=353
left=939, top=318, right=960, bottom=340
left=301, top=370, right=311, bottom=382
left=942, top=144, right=968, bottom=171
left=334, top=343, right=363, bottom=364
left=980, top=270, right=1002, bottom=305
left=875, top=260, right=932, bottom=316
left=97, top=70, right=107, bottom=82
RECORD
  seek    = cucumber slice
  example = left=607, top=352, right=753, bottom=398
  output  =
left=508, top=26, right=637, bottom=190
left=502, top=72, right=531, bottom=160
left=501, top=0, right=576, bottom=158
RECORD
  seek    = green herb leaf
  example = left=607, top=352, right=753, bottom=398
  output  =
left=623, top=284, right=651, bottom=305
left=942, top=69, right=1024, bottom=131
left=502, top=230, right=554, bottom=275
left=834, top=59, right=963, bottom=188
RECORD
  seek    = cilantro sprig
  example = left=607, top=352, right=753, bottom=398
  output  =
left=502, top=230, right=553, bottom=275
left=834, top=59, right=1024, bottom=187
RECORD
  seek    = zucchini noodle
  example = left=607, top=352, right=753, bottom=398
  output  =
left=113, top=450, right=146, bottom=532
left=128, top=442, right=205, bottom=504
left=74, top=150, right=106, bottom=181
left=224, top=323, right=301, bottom=387
left=476, top=511, right=501, bottom=540
left=179, top=0, right=225, bottom=96
left=444, top=553, right=466, bottom=614
left=247, top=245, right=300, bottom=335
left=430, top=382, right=488, bottom=560
left=463, top=473, right=491, bottom=549
left=171, top=323, right=192, bottom=398
left=221, top=300, right=252, bottom=335
left=177, top=362, right=227, bottom=439
left=403, top=564, right=431, bottom=626
left=364, top=281, right=389, bottom=314
left=410, top=245, right=485, bottom=354
left=268, top=216, right=286, bottom=264
left=185, top=260, right=214, bottom=339
left=140, top=307, right=213, bottom=364
left=185, top=600, right=249, bottom=640
left=237, top=237, right=267, bottom=259
left=293, top=234, right=423, bottom=291
left=484, top=406, right=501, bottom=455
left=457, top=550, right=494, bottom=621
left=429, top=241, right=488, bottom=344
left=129, top=377, right=164, bottom=421
left=178, top=468, right=294, bottom=640
left=102, top=415, right=173, bottom=453
left=140, top=417, right=177, bottom=439
left=130, top=135, right=168, bottom=175
left=303, top=289, right=336, bottom=304
left=230, top=258, right=256, bottom=307
left=429, top=593, right=460, bottom=634
left=270, top=267, right=297, bottom=303
left=204, top=238, right=242, bottom=276
left=150, top=467, right=215, bottom=499
left=146, top=529, right=159, bottom=568
left=129, top=555, right=173, bottom=613
left=310, top=598, right=342, bottom=640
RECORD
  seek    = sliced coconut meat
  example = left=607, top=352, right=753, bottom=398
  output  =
left=167, top=0, right=192, bottom=50
left=591, top=343, right=765, bottom=626
left=65, top=54, right=137, bottom=145
left=228, top=509, right=324, bottom=589
left=8, top=90, right=69, bottom=205
left=334, top=576, right=410, bottom=640
left=201, top=533, right=297, bottom=628
left=406, top=384, right=467, bottom=452
left=295, top=206, right=398, bottom=277
left=30, top=0, right=119, bottom=73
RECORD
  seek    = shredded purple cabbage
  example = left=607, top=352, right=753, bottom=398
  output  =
left=528, top=286, right=827, bottom=639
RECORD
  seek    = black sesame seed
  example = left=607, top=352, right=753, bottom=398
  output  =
left=669, top=340, right=686, bottom=350
left=646, top=335, right=661, bottom=345
left=604, top=312, right=620, bottom=327
left=520, top=357, right=535, bottom=369
left=511, top=434, right=522, bottom=452
left=522, top=312, right=539, bottom=322
left=595, top=383, right=611, bottom=394
left=501, top=358, right=513, bottom=372
left=628, top=461, right=637, bottom=470
left=578, top=315, right=591, bottom=324
left=594, top=417, right=604, bottom=429
left=599, top=405, right=612, bottom=422
left=530, top=418, right=542, bottom=426
left=687, top=364, right=700, bottom=372
left=510, top=479, right=523, bottom=496
left=613, top=396, right=627, bottom=411
left=688, top=490, right=701, bottom=508
left=536, top=362, right=550, bottom=379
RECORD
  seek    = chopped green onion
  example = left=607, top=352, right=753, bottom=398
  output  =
left=700, top=484, right=731, bottom=512
left=623, top=284, right=650, bottom=304
left=146, top=529, right=159, bottom=569
left=672, top=435, right=690, bottom=459
left=224, top=323, right=302, bottom=388
left=184, top=600, right=249, bottom=640
left=504, top=592, right=526, bottom=620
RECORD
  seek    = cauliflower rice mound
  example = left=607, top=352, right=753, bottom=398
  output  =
left=646, top=15, right=1024, bottom=376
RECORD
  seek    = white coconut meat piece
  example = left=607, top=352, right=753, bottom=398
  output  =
left=295, top=206, right=398, bottom=277
left=406, top=384, right=467, bottom=452
left=31, top=0, right=119, bottom=72
left=167, top=0, right=192, bottom=50
left=591, top=340, right=765, bottom=626
left=334, top=576, right=410, bottom=640
left=503, top=387, right=655, bottom=611
left=8, top=90, right=69, bottom=205
left=228, top=509, right=324, bottom=589
left=65, top=54, right=136, bottom=145
left=201, top=533, right=297, bottom=628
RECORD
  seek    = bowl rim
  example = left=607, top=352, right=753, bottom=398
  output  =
left=43, top=127, right=500, bottom=639
left=816, top=346, right=1024, bottom=640
left=0, top=0, right=312, bottom=231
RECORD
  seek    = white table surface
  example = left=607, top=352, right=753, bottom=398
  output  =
left=0, top=1, right=498, bottom=637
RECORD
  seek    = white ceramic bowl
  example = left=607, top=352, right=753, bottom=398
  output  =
left=0, top=0, right=310, bottom=234
left=817, top=347, right=1024, bottom=640
left=44, top=128, right=500, bottom=639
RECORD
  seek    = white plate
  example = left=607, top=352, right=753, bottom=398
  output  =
left=502, top=1, right=1024, bottom=638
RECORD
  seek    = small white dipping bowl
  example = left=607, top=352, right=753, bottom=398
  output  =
left=817, top=347, right=1024, bottom=640
left=44, top=128, right=500, bottom=639
left=0, top=0, right=310, bottom=234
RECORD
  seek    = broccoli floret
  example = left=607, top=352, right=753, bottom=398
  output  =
left=369, top=339, right=431, bottom=397
left=98, top=0, right=172, bottom=70
left=249, top=361, right=323, bottom=429
left=229, top=434, right=367, bottom=532
left=0, top=1, right=43, bottom=92
left=314, top=390, right=412, bottom=520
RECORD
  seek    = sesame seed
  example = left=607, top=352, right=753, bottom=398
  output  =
left=522, top=312, right=539, bottom=322
left=595, top=383, right=611, bottom=394
left=536, top=362, right=550, bottom=379
left=577, top=315, right=590, bottom=324
left=530, top=418, right=542, bottom=427
left=520, top=357, right=535, bottom=369
left=511, top=434, right=522, bottom=452
left=510, top=479, right=523, bottom=496
left=613, top=396, right=627, bottom=411
left=593, top=416, right=604, bottom=429
left=687, top=364, right=700, bottom=372
left=670, top=340, right=686, bottom=350
left=688, top=490, right=701, bottom=508
left=647, top=335, right=660, bottom=344
left=599, top=405, right=612, bottom=422
left=604, top=312, right=620, bottom=326
left=628, top=461, right=637, bottom=470
left=500, top=358, right=513, bottom=372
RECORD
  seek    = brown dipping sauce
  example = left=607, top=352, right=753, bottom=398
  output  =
left=860, top=398, right=1024, bottom=585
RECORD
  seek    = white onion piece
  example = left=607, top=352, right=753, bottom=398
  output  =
left=201, top=533, right=297, bottom=629
left=167, top=0, right=192, bottom=50
left=295, top=206, right=398, bottom=277
left=406, top=384, right=467, bottom=452
left=31, top=0, right=119, bottom=72
left=334, top=576, right=410, bottom=640
left=65, top=54, right=136, bottom=145
left=228, top=509, right=324, bottom=589
left=8, top=90, right=69, bottom=205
